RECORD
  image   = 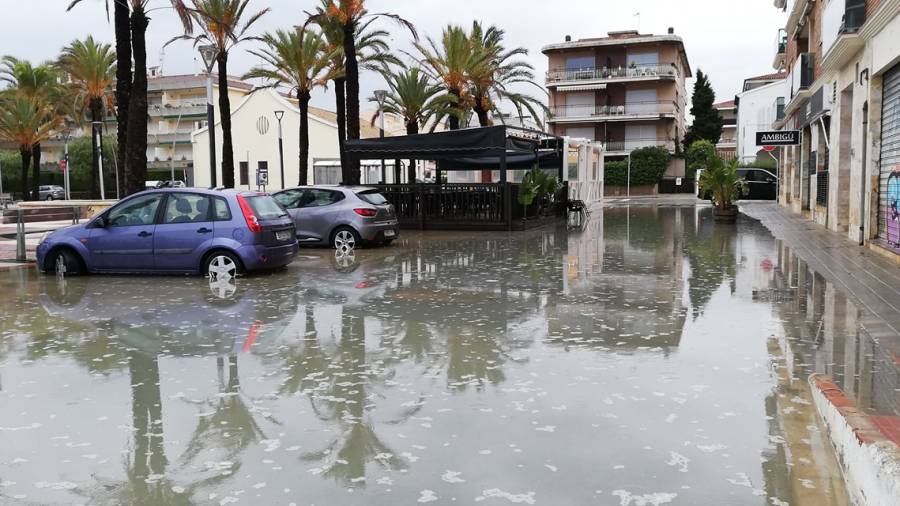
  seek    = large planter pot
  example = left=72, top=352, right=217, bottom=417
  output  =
left=713, top=206, right=739, bottom=224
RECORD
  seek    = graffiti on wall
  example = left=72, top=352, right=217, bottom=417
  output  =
left=888, top=171, right=900, bottom=248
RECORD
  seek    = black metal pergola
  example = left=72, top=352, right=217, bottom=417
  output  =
left=343, top=126, right=564, bottom=231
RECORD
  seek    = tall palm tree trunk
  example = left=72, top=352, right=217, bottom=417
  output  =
left=217, top=54, right=235, bottom=188
left=18, top=147, right=31, bottom=201
left=406, top=120, right=418, bottom=183
left=342, top=23, right=360, bottom=185
left=474, top=100, right=489, bottom=127
left=30, top=143, right=41, bottom=201
left=125, top=6, right=149, bottom=196
left=298, top=90, right=311, bottom=186
left=114, top=1, right=131, bottom=184
left=334, top=77, right=348, bottom=182
left=89, top=97, right=103, bottom=199
left=448, top=90, right=461, bottom=130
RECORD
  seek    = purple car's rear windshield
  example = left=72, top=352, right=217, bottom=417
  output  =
left=245, top=195, right=287, bottom=219
left=357, top=190, right=388, bottom=205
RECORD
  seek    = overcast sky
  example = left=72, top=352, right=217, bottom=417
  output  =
left=2, top=0, right=786, bottom=116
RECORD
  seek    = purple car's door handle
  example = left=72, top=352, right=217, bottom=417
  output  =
left=138, top=231, right=152, bottom=237
left=197, top=227, right=212, bottom=234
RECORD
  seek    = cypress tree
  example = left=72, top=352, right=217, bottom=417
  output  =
left=684, top=69, right=723, bottom=150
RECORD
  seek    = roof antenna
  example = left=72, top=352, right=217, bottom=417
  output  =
left=159, top=47, right=165, bottom=76
left=633, top=12, right=641, bottom=33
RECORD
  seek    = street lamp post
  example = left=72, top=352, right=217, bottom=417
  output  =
left=626, top=152, right=631, bottom=198
left=63, top=131, right=71, bottom=200
left=92, top=121, right=106, bottom=199
left=274, top=110, right=285, bottom=189
left=200, top=44, right=218, bottom=188
left=374, top=89, right=387, bottom=183
left=171, top=109, right=184, bottom=185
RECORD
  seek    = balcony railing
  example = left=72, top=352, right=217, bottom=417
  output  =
left=150, top=104, right=207, bottom=117
left=789, top=53, right=814, bottom=101
left=605, top=138, right=676, bottom=153
left=549, top=101, right=677, bottom=120
left=840, top=0, right=866, bottom=32
left=546, top=63, right=677, bottom=84
left=775, top=97, right=786, bottom=121
left=152, top=132, right=193, bottom=144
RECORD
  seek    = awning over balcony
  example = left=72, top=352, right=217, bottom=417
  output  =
left=557, top=84, right=607, bottom=92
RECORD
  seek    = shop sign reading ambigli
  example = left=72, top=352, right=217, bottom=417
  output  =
left=756, top=130, right=800, bottom=146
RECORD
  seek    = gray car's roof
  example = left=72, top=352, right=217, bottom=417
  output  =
left=279, top=184, right=379, bottom=193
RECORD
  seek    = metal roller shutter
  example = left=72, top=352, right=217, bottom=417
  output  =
left=877, top=64, right=900, bottom=250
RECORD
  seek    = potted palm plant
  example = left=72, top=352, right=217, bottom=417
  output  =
left=699, top=158, right=746, bottom=223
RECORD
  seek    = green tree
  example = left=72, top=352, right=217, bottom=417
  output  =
left=468, top=21, right=546, bottom=128
left=171, top=0, right=270, bottom=189
left=314, top=7, right=400, bottom=184
left=603, top=146, right=671, bottom=187
left=369, top=66, right=448, bottom=182
left=66, top=0, right=141, bottom=193
left=307, top=0, right=417, bottom=185
left=686, top=139, right=717, bottom=179
left=684, top=69, right=723, bottom=150
left=0, top=96, right=60, bottom=200
left=414, top=24, right=483, bottom=130
left=0, top=58, right=63, bottom=200
left=244, top=28, right=339, bottom=186
left=58, top=36, right=116, bottom=199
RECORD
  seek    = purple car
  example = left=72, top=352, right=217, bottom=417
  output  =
left=36, top=188, right=299, bottom=277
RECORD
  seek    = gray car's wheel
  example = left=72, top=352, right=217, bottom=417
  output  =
left=45, top=196, right=53, bottom=201
left=332, top=226, right=360, bottom=252
left=204, top=251, right=241, bottom=280
left=45, top=248, right=83, bottom=276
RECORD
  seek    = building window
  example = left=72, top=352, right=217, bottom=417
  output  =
left=565, top=56, right=595, bottom=71
left=239, top=161, right=249, bottom=186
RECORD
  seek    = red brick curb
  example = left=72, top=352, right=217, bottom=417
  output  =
left=809, top=373, right=900, bottom=505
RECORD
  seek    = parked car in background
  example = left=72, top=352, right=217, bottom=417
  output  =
left=698, top=167, right=777, bottom=201
left=273, top=185, right=399, bottom=251
left=36, top=185, right=66, bottom=201
left=36, top=188, right=298, bottom=276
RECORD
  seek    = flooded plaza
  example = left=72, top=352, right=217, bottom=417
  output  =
left=2, top=204, right=897, bottom=505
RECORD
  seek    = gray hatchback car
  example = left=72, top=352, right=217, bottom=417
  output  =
left=272, top=185, right=399, bottom=250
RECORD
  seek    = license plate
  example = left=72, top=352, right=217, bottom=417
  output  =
left=384, top=229, right=396, bottom=237
left=276, top=230, right=291, bottom=241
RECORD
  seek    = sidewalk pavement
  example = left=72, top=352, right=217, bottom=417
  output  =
left=0, top=219, right=73, bottom=264
left=741, top=202, right=900, bottom=505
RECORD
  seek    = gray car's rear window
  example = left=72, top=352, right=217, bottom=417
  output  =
left=245, top=195, right=287, bottom=219
left=357, top=190, right=388, bottom=205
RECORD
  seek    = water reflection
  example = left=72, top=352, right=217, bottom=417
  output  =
left=1, top=205, right=884, bottom=504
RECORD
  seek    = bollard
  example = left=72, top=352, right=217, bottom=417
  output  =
left=16, top=208, right=25, bottom=262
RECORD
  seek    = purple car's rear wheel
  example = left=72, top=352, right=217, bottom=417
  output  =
left=204, top=251, right=241, bottom=280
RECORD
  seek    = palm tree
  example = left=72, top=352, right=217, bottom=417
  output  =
left=66, top=1, right=191, bottom=197
left=0, top=57, right=62, bottom=200
left=58, top=36, right=116, bottom=199
left=243, top=28, right=338, bottom=186
left=413, top=24, right=485, bottom=130
left=66, top=0, right=133, bottom=190
left=0, top=96, right=60, bottom=200
left=315, top=8, right=400, bottom=184
left=306, top=0, right=417, bottom=185
left=467, top=21, right=547, bottom=129
left=171, top=0, right=269, bottom=189
left=369, top=66, right=447, bottom=182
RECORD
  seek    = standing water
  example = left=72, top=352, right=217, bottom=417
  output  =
left=3, top=204, right=886, bottom=505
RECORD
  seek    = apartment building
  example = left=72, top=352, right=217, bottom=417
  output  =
left=136, top=69, right=253, bottom=183
left=542, top=29, right=691, bottom=184
left=735, top=72, right=787, bottom=164
left=772, top=0, right=900, bottom=259
left=714, top=100, right=738, bottom=160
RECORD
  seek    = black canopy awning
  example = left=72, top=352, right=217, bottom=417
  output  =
left=440, top=150, right=562, bottom=171
left=343, top=126, right=562, bottom=161
left=344, top=126, right=509, bottom=160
